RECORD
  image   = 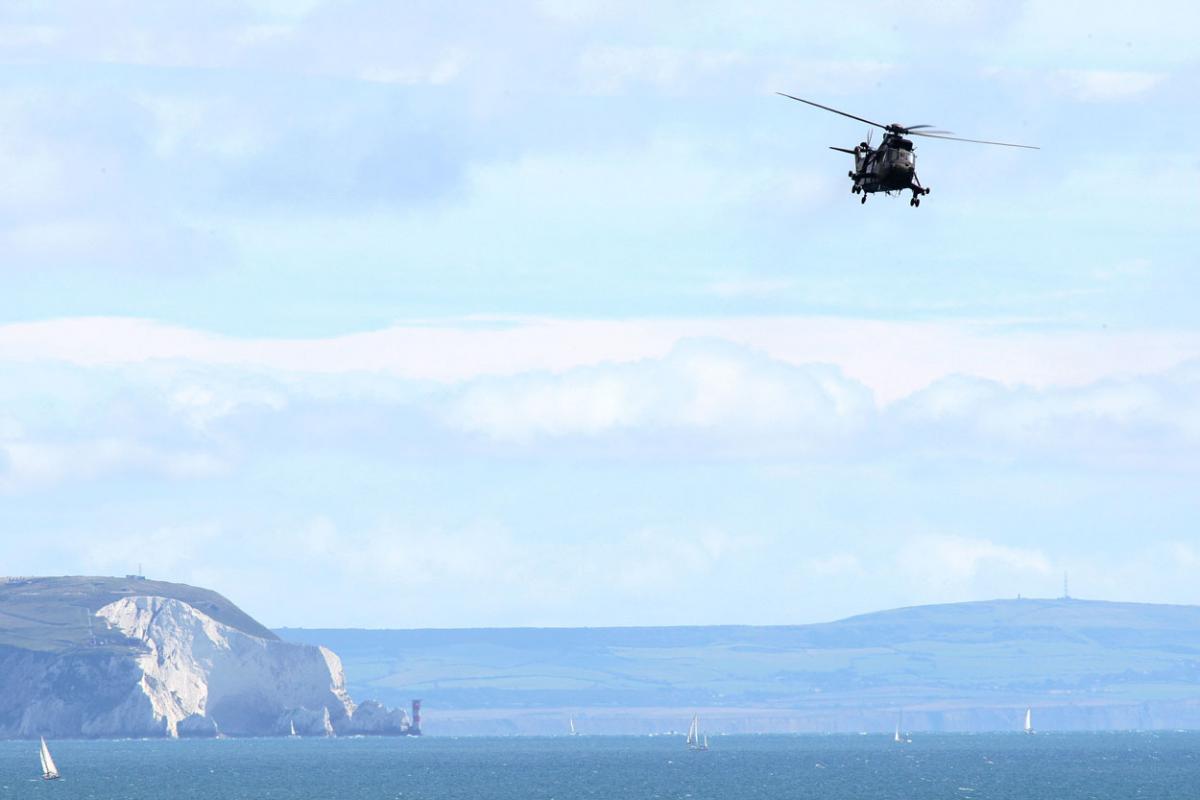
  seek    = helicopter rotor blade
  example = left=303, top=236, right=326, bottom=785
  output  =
left=910, top=131, right=1039, bottom=149
left=902, top=125, right=956, bottom=135
left=776, top=92, right=890, bottom=131
left=829, top=146, right=857, bottom=154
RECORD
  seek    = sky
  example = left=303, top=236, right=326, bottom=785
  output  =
left=1, top=1, right=1198, bottom=629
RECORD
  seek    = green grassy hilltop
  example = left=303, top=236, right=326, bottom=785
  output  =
left=0, top=575, right=277, bottom=653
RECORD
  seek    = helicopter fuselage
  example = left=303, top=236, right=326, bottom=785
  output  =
left=854, top=136, right=916, bottom=192
left=847, top=134, right=929, bottom=205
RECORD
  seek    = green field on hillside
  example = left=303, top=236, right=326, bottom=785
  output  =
left=281, top=598, right=1200, bottom=715
left=0, top=576, right=277, bottom=653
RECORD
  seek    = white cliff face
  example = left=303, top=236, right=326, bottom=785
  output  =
left=96, top=596, right=354, bottom=737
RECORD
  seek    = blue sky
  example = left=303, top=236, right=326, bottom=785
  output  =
left=2, top=1, right=1198, bottom=628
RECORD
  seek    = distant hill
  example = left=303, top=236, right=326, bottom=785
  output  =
left=280, top=598, right=1200, bottom=735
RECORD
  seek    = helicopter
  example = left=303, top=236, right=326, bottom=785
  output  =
left=777, top=93, right=1038, bottom=207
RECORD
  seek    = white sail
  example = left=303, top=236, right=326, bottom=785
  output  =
left=290, top=720, right=297, bottom=737
left=894, top=723, right=902, bottom=743
left=39, top=737, right=59, bottom=780
left=569, top=716, right=576, bottom=736
left=1024, top=707, right=1033, bottom=733
left=686, top=715, right=709, bottom=750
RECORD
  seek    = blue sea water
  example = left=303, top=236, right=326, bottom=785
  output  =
left=2, top=733, right=1198, bottom=800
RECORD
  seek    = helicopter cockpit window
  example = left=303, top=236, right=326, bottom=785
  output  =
left=896, top=139, right=913, bottom=151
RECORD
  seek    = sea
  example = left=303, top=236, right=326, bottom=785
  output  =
left=2, top=732, right=1198, bottom=799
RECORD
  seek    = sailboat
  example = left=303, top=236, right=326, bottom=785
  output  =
left=894, top=723, right=902, bottom=744
left=289, top=720, right=299, bottom=738
left=1024, top=707, right=1034, bottom=735
left=686, top=715, right=709, bottom=751
left=39, top=737, right=60, bottom=781
left=568, top=716, right=578, bottom=736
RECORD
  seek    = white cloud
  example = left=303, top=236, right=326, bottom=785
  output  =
left=704, top=278, right=796, bottom=298
left=461, top=137, right=817, bottom=227
left=1011, top=0, right=1200, bottom=67
left=1029, top=156, right=1200, bottom=233
left=0, top=438, right=224, bottom=493
left=305, top=518, right=524, bottom=589
left=0, top=24, right=60, bottom=48
left=894, top=361, right=1200, bottom=458
left=804, top=552, right=863, bottom=577
left=1093, top=257, right=1152, bottom=283
left=578, top=45, right=744, bottom=94
left=81, top=522, right=224, bottom=576
left=245, top=515, right=759, bottom=626
left=602, top=527, right=741, bottom=594
left=897, top=534, right=1051, bottom=589
left=136, top=93, right=267, bottom=160
left=2, top=320, right=1199, bottom=475
left=166, top=378, right=287, bottom=431
left=3, top=316, right=1199, bottom=405
left=1055, top=69, right=1165, bottom=102
left=357, top=51, right=466, bottom=86
left=444, top=340, right=874, bottom=444
left=0, top=130, right=70, bottom=211
left=760, top=58, right=895, bottom=97
left=986, top=67, right=1169, bottom=104
left=536, top=0, right=606, bottom=23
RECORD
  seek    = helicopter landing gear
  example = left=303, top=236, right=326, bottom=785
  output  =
left=860, top=194, right=867, bottom=204
left=910, top=197, right=920, bottom=207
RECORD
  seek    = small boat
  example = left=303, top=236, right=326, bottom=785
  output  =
left=568, top=716, right=578, bottom=736
left=289, top=720, right=299, bottom=738
left=686, top=715, right=709, bottom=751
left=1024, top=707, right=1034, bottom=735
left=39, top=737, right=60, bottom=781
left=894, top=723, right=902, bottom=743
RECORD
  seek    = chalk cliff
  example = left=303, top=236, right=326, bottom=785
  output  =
left=0, top=576, right=410, bottom=739
left=93, top=595, right=354, bottom=737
